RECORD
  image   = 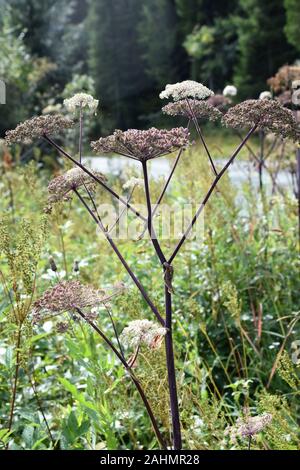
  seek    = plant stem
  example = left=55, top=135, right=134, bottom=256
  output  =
left=43, top=135, right=146, bottom=222
left=168, top=124, right=258, bottom=263
left=139, top=123, right=191, bottom=240
left=186, top=99, right=218, bottom=176
left=142, top=161, right=166, bottom=265
left=6, top=326, right=22, bottom=449
left=79, top=105, right=83, bottom=164
left=73, top=189, right=165, bottom=326
left=76, top=308, right=167, bottom=449
left=164, top=286, right=182, bottom=450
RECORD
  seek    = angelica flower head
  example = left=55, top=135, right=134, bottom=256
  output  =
left=91, top=127, right=190, bottom=161
left=223, top=99, right=300, bottom=142
left=159, top=80, right=214, bottom=102
left=225, top=413, right=272, bottom=443
left=123, top=177, right=144, bottom=190
left=223, top=85, right=237, bottom=97
left=120, top=320, right=167, bottom=350
left=162, top=99, right=222, bottom=121
left=46, top=167, right=106, bottom=208
left=207, top=94, right=232, bottom=112
left=32, top=280, right=107, bottom=322
left=64, top=93, right=99, bottom=114
left=5, top=114, right=74, bottom=145
left=259, top=91, right=272, bottom=100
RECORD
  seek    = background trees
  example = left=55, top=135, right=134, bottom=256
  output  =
left=0, top=0, right=299, bottom=134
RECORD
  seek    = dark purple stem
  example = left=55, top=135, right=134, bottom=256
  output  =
left=186, top=99, right=218, bottom=176
left=169, top=124, right=258, bottom=263
left=164, top=286, right=182, bottom=450
left=73, top=188, right=165, bottom=326
left=76, top=308, right=167, bottom=449
left=142, top=161, right=167, bottom=265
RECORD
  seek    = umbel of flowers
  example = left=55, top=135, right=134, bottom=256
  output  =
left=5, top=82, right=300, bottom=451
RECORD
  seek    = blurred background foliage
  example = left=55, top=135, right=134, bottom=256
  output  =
left=0, top=0, right=300, bottom=135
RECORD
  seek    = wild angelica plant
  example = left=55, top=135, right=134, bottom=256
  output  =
left=5, top=82, right=300, bottom=450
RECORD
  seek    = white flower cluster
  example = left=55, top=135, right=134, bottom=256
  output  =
left=64, top=93, right=99, bottom=114
left=123, top=177, right=144, bottom=190
left=225, top=413, right=273, bottom=443
left=223, top=85, right=237, bottom=97
left=259, top=91, right=272, bottom=100
left=120, top=320, right=167, bottom=350
left=159, top=80, right=214, bottom=101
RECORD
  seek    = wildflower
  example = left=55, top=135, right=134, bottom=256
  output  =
left=5, top=115, right=74, bottom=145
left=120, top=320, right=167, bottom=350
left=123, top=177, right=144, bottom=190
left=162, top=99, right=222, bottom=121
left=32, top=280, right=107, bottom=321
left=225, top=413, right=272, bottom=444
left=207, top=94, right=232, bottom=112
left=259, top=91, right=272, bottom=100
left=91, top=127, right=190, bottom=161
left=64, top=93, right=99, bottom=114
left=222, top=99, right=300, bottom=142
left=223, top=85, right=237, bottom=97
left=159, top=80, right=214, bottom=101
left=47, top=167, right=106, bottom=206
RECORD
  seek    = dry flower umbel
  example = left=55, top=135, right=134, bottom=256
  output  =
left=32, top=280, right=107, bottom=321
left=207, top=94, right=232, bottom=112
left=159, top=80, right=214, bottom=101
left=225, top=413, right=273, bottom=444
left=162, top=99, right=222, bottom=121
left=91, top=127, right=190, bottom=161
left=47, top=167, right=106, bottom=206
left=120, top=320, right=167, bottom=350
left=222, top=99, right=300, bottom=142
left=5, top=114, right=74, bottom=145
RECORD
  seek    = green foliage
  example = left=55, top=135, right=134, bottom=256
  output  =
left=284, top=0, right=300, bottom=52
left=138, top=0, right=178, bottom=87
left=234, top=0, right=297, bottom=99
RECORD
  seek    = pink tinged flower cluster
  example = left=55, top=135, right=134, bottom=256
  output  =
left=47, top=167, right=106, bottom=206
left=222, top=99, right=300, bottom=142
left=91, top=127, right=190, bottom=161
left=162, top=99, right=222, bottom=121
left=5, top=114, right=74, bottom=145
left=32, top=281, right=107, bottom=322
left=207, top=94, right=232, bottom=112
left=225, top=413, right=272, bottom=443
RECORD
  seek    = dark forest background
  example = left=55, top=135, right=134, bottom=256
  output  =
left=0, top=0, right=300, bottom=135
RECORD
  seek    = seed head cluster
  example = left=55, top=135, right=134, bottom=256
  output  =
left=47, top=167, right=106, bottom=207
left=159, top=80, right=214, bottom=101
left=120, top=320, right=167, bottom=350
left=162, top=99, right=222, bottom=121
left=223, top=99, right=300, bottom=142
left=32, top=280, right=107, bottom=321
left=91, top=127, right=190, bottom=161
left=5, top=115, right=74, bottom=145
